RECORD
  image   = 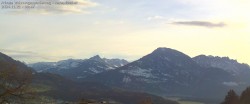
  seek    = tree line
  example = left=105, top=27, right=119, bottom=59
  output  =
left=221, top=87, right=250, bottom=104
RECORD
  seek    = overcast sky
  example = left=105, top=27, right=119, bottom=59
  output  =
left=0, top=0, right=250, bottom=64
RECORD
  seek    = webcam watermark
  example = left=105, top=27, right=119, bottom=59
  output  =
left=1, top=1, right=78, bottom=9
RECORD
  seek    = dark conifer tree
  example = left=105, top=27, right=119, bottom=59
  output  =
left=221, top=90, right=240, bottom=104
left=240, top=87, right=250, bottom=104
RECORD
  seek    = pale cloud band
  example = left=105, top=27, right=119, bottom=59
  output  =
left=172, top=21, right=226, bottom=28
left=1, top=0, right=97, bottom=14
left=0, top=49, right=73, bottom=63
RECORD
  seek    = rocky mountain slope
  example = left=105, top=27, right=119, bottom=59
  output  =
left=85, top=48, right=242, bottom=101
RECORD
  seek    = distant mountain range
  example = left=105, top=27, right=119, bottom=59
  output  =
left=193, top=55, right=250, bottom=77
left=0, top=52, right=178, bottom=104
left=28, top=55, right=128, bottom=80
left=193, top=55, right=250, bottom=94
left=2, top=47, right=250, bottom=104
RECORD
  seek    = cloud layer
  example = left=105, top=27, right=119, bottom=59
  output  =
left=0, top=49, right=72, bottom=63
left=172, top=21, right=226, bottom=28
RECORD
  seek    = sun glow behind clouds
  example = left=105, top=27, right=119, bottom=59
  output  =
left=0, top=0, right=249, bottom=64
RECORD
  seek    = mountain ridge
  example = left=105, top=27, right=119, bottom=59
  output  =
left=2, top=47, right=250, bottom=103
left=84, top=47, right=243, bottom=102
left=0, top=52, right=179, bottom=104
left=28, top=55, right=129, bottom=80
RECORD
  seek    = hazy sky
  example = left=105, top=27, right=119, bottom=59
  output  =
left=0, top=0, right=250, bottom=64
